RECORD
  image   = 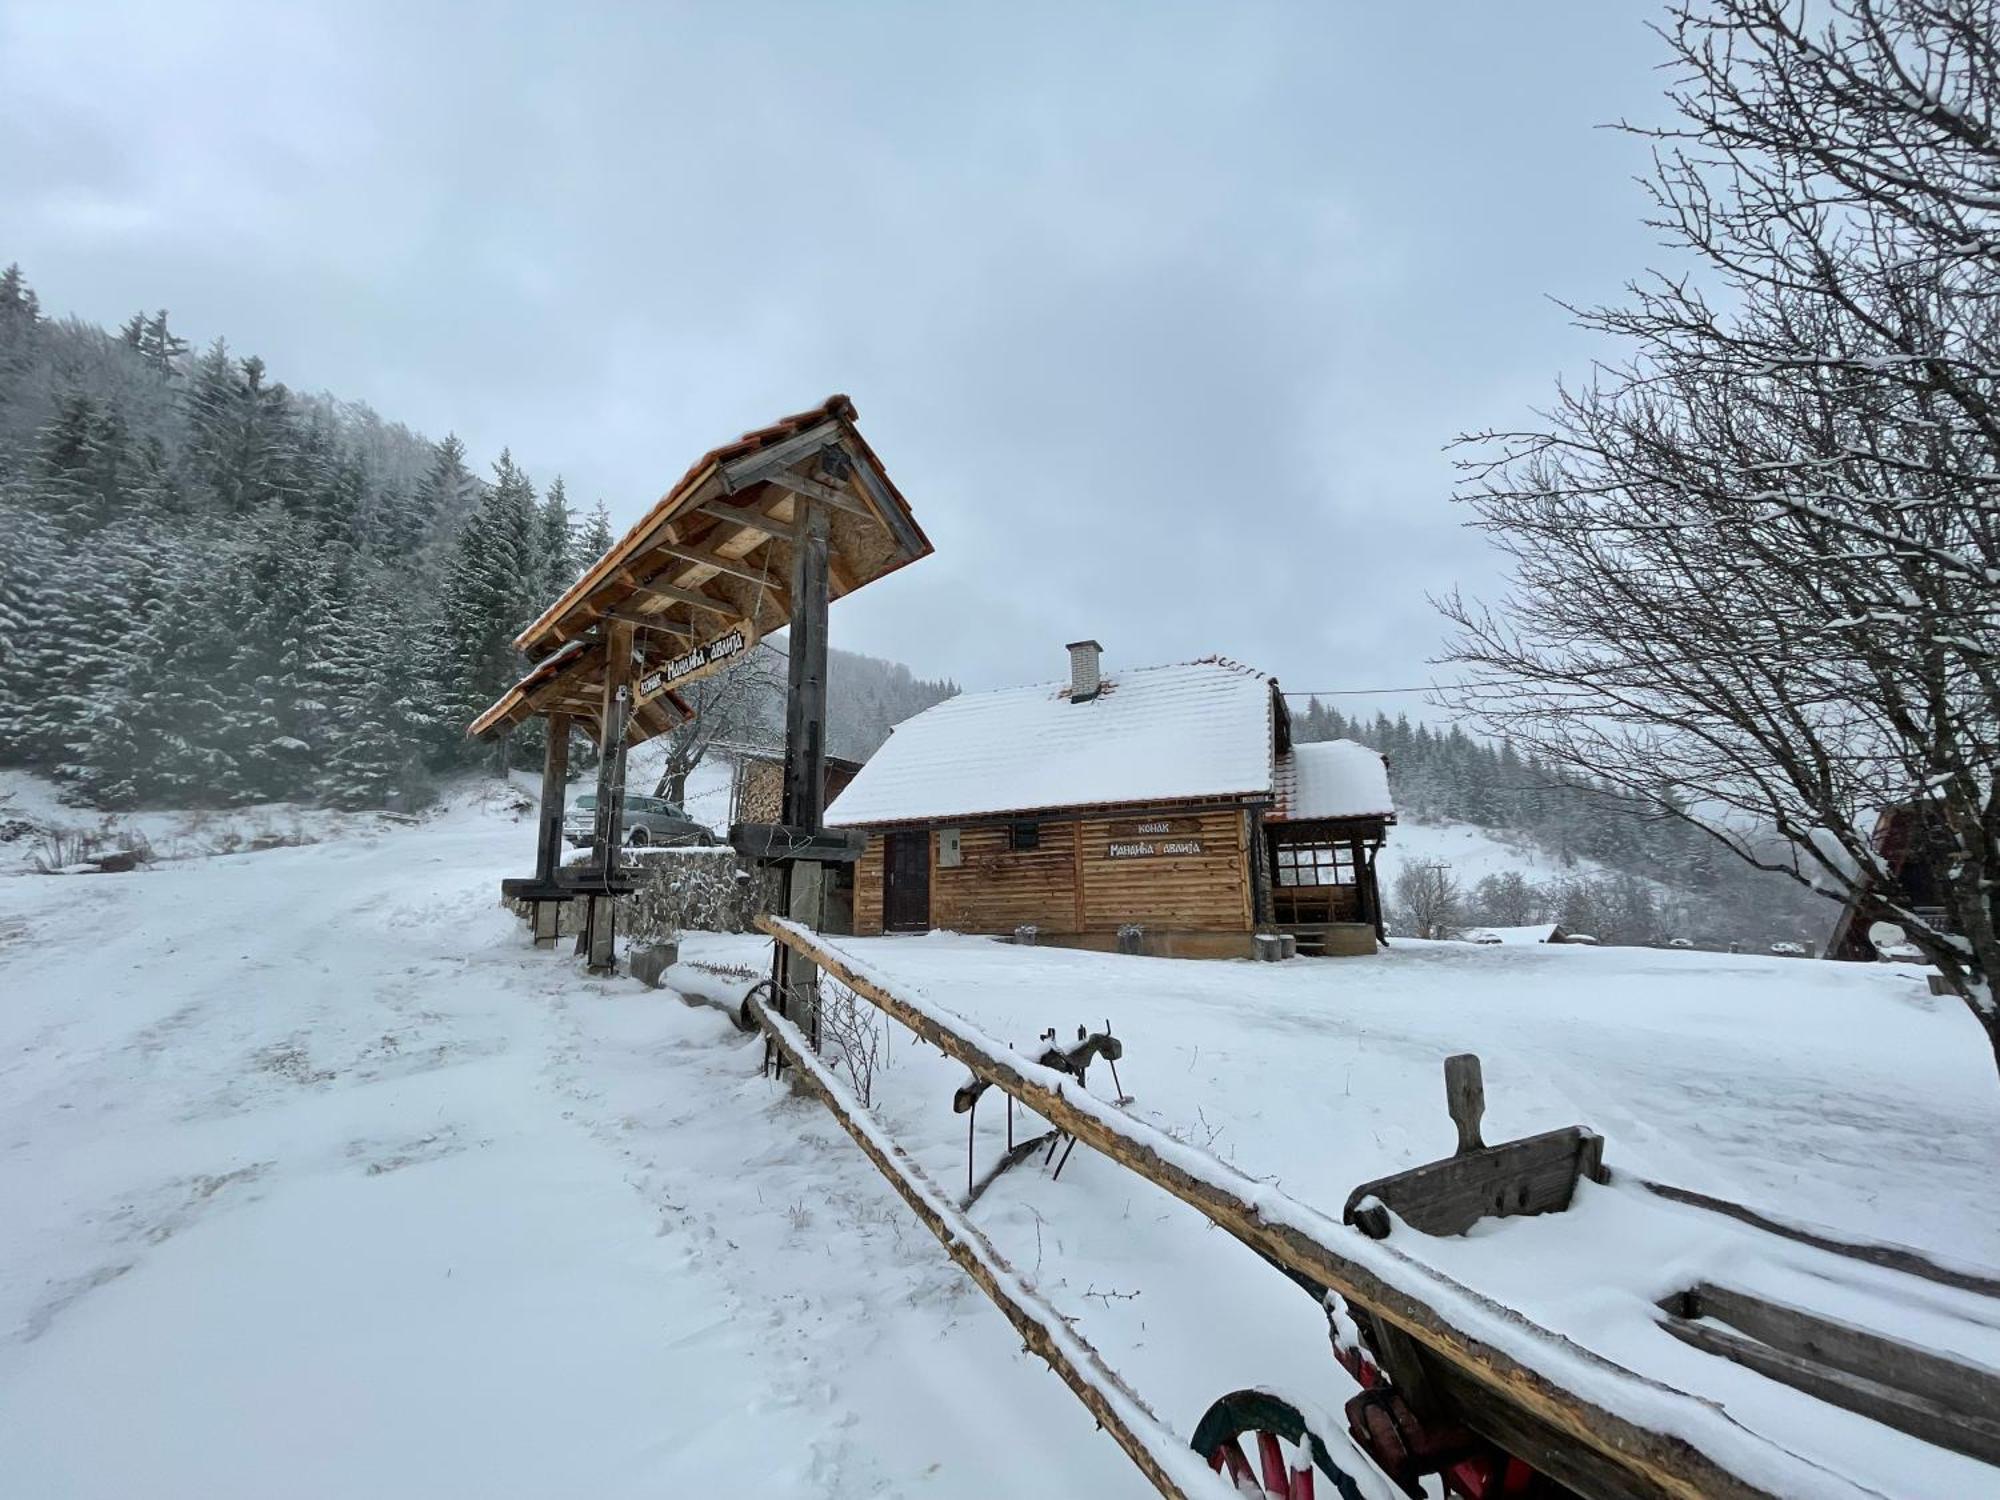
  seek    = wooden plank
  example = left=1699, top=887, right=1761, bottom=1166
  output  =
left=624, top=577, right=742, bottom=617
left=584, top=619, right=635, bottom=974
left=1445, top=1054, right=1487, bottom=1155
left=654, top=539, right=781, bottom=587
left=845, top=443, right=930, bottom=557
left=534, top=713, right=571, bottom=883
left=601, top=607, right=695, bottom=638
left=781, top=503, right=831, bottom=832
left=716, top=418, right=843, bottom=492
left=739, top=988, right=1220, bottom=1500
left=759, top=918, right=1781, bottom=1500
left=692, top=496, right=793, bottom=534
left=1343, top=1127, right=1605, bottom=1239
left=1659, top=1314, right=2000, bottom=1466
left=1666, top=1283, right=2000, bottom=1428
left=634, top=619, right=757, bottom=705
left=762, top=467, right=871, bottom=517
left=1074, top=817, right=1087, bottom=932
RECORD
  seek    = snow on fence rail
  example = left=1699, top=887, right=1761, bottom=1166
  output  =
left=739, top=983, right=1233, bottom=1499
left=757, top=916, right=1883, bottom=1500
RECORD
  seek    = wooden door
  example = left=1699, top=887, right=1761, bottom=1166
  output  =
left=882, top=830, right=931, bottom=932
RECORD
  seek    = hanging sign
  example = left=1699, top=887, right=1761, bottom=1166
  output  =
left=1105, top=836, right=1207, bottom=860
left=637, top=621, right=755, bottom=701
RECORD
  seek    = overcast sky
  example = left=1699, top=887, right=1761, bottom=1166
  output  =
left=2, top=2, right=1671, bottom=713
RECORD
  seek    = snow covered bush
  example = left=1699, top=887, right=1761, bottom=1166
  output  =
left=624, top=851, right=777, bottom=941
left=817, top=977, right=886, bottom=1107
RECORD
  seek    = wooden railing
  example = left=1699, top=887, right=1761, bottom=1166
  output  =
left=755, top=916, right=1822, bottom=1500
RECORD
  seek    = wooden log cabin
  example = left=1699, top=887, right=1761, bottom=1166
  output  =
left=827, top=643, right=1395, bottom=957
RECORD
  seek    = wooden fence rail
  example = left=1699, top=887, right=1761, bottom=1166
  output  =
left=740, top=983, right=1231, bottom=1499
left=756, top=916, right=1830, bottom=1500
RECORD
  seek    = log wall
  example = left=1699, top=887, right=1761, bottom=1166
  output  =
left=849, top=804, right=1253, bottom=939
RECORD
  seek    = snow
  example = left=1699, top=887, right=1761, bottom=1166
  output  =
left=1276, top=738, right=1393, bottom=820
left=5, top=773, right=1999, bottom=1496
left=0, top=779, right=1157, bottom=1498
left=790, top=930, right=2000, bottom=1497
left=1376, top=817, right=1623, bottom=895
left=0, top=769, right=414, bottom=875
left=826, top=659, right=1275, bottom=825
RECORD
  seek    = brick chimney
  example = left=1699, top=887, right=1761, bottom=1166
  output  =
left=1067, top=639, right=1102, bottom=702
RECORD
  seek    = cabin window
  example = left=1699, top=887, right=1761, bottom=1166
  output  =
left=1009, top=820, right=1041, bottom=851
left=1274, top=841, right=1357, bottom=887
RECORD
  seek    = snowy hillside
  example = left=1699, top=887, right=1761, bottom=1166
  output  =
left=1376, top=817, right=1603, bottom=892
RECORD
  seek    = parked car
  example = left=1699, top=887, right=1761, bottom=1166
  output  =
left=564, top=793, right=715, bottom=848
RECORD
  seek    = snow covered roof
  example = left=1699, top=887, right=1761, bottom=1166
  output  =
left=1464, top=923, right=1560, bottom=946
left=1273, top=738, right=1394, bottom=821
left=825, top=659, right=1278, bottom=826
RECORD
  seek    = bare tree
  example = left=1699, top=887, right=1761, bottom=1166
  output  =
left=1394, top=861, right=1464, bottom=941
left=649, top=641, right=786, bottom=804
left=1470, top=870, right=1545, bottom=928
left=1442, top=0, right=2000, bottom=1074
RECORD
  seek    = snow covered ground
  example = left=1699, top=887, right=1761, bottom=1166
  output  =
left=3, top=780, right=1997, bottom=1496
left=0, top=778, right=1152, bottom=1497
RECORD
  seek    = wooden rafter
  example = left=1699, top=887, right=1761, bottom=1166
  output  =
left=601, top=606, right=695, bottom=638
left=760, top=469, right=871, bottom=518
left=654, top=538, right=780, bottom=588
left=624, top=576, right=740, bottom=617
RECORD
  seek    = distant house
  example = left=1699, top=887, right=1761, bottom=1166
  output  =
left=1463, top=923, right=1567, bottom=946
left=824, top=643, right=1395, bottom=958
left=1827, top=800, right=1956, bottom=962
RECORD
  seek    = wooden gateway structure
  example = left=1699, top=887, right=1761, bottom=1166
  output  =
left=826, top=642, right=1395, bottom=957
left=468, top=394, right=931, bottom=971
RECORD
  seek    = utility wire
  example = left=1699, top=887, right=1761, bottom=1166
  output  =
left=1281, top=678, right=1548, bottom=697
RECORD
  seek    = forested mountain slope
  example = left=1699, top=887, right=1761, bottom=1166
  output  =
left=0, top=266, right=953, bottom=810
left=1296, top=699, right=1831, bottom=948
left=0, top=264, right=614, bottom=808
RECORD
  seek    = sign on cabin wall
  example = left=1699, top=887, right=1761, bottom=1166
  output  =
left=637, top=621, right=755, bottom=702
left=1105, top=836, right=1206, bottom=860
left=1106, top=815, right=1203, bottom=839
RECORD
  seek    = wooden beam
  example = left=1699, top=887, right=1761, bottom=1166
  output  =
left=1658, top=1302, right=2000, bottom=1466
left=601, top=607, right=695, bottom=638
left=846, top=448, right=928, bottom=557
left=654, top=539, right=781, bottom=588
left=534, top=713, right=572, bottom=887
left=761, top=468, right=870, bottom=517
left=584, top=619, right=636, bottom=974
left=717, top=418, right=843, bottom=492
left=626, top=577, right=741, bottom=617
left=694, top=497, right=793, bottom=533
left=757, top=918, right=1786, bottom=1500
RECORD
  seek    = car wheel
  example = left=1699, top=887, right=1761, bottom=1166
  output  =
left=628, top=827, right=650, bottom=847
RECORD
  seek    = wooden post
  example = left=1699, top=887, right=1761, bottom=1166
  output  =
left=535, top=712, right=571, bottom=883
left=776, top=499, right=832, bottom=1037
left=583, top=621, right=634, bottom=975
left=1444, top=1053, right=1486, bottom=1155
